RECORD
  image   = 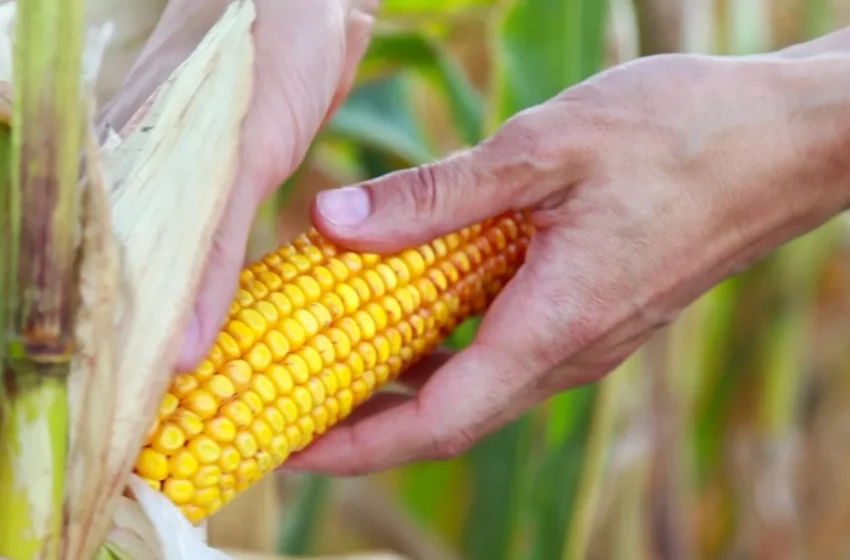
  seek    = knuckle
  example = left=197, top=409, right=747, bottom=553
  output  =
left=430, top=430, right=475, bottom=461
left=409, top=164, right=441, bottom=218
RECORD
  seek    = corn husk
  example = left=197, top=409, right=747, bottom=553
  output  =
left=1, top=0, right=408, bottom=557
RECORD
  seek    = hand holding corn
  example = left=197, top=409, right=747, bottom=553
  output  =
left=133, top=22, right=850, bottom=523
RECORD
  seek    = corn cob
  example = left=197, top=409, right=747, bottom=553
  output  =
left=134, top=210, right=534, bottom=524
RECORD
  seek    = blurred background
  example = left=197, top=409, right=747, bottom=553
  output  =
left=200, top=0, right=850, bottom=558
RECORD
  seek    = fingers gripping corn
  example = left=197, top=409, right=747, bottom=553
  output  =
left=134, top=210, right=534, bottom=524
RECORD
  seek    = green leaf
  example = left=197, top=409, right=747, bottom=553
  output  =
left=277, top=474, right=332, bottom=555
left=326, top=75, right=436, bottom=166
left=361, top=33, right=484, bottom=145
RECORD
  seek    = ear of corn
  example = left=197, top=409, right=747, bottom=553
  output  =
left=133, top=210, right=534, bottom=524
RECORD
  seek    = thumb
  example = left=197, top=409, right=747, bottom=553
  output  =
left=310, top=109, right=567, bottom=252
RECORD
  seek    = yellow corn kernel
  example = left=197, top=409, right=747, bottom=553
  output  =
left=135, top=210, right=532, bottom=524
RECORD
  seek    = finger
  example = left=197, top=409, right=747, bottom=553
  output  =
left=324, top=0, right=381, bottom=123
left=174, top=172, right=258, bottom=371
left=272, top=263, right=563, bottom=475
left=310, top=102, right=580, bottom=253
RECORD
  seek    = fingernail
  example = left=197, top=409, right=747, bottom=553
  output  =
left=316, top=186, right=371, bottom=226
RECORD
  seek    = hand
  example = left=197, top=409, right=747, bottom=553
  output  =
left=282, top=52, right=850, bottom=475
left=101, top=0, right=381, bottom=369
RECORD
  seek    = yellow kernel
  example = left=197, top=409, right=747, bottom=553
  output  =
left=295, top=275, right=321, bottom=302
left=325, top=328, right=351, bottom=362
left=193, top=465, right=221, bottom=488
left=350, top=277, right=371, bottom=302
left=419, top=244, right=437, bottom=265
left=246, top=342, right=273, bottom=371
left=254, top=300, right=280, bottom=325
left=276, top=397, right=299, bottom=423
left=203, top=374, right=235, bottom=400
left=168, top=450, right=199, bottom=478
left=401, top=249, right=426, bottom=277
left=204, top=417, right=236, bottom=443
left=171, top=374, right=198, bottom=399
left=236, top=459, right=260, bottom=483
left=223, top=488, right=236, bottom=503
left=261, top=407, right=285, bottom=433
left=311, top=266, right=335, bottom=291
left=152, top=423, right=186, bottom=455
left=372, top=334, right=391, bottom=364
left=380, top=295, right=403, bottom=324
left=220, top=474, right=236, bottom=490
left=218, top=446, right=241, bottom=473
left=247, top=280, right=270, bottom=300
left=307, top=378, right=327, bottom=406
left=163, top=479, right=195, bottom=505
left=182, top=505, right=206, bottom=525
left=279, top=317, right=307, bottom=349
left=414, top=277, right=438, bottom=304
left=335, top=317, right=361, bottom=346
left=309, top=335, right=336, bottom=367
left=375, top=364, right=390, bottom=384
left=332, top=363, right=352, bottom=388
left=285, top=426, right=302, bottom=450
left=217, top=332, right=241, bottom=360
left=320, top=293, right=345, bottom=321
left=307, top=301, right=332, bottom=328
left=293, top=308, right=319, bottom=338
left=356, top=342, right=377, bottom=370
left=427, top=268, right=449, bottom=291
left=270, top=435, right=289, bottom=459
left=347, top=353, right=364, bottom=377
left=158, top=393, right=179, bottom=420
left=235, top=287, right=254, bottom=307
left=137, top=448, right=168, bottom=480
left=267, top=364, right=294, bottom=394
left=251, top=418, right=274, bottom=449
left=188, top=435, right=221, bottom=464
left=339, top=252, right=363, bottom=274
left=292, top=387, right=313, bottom=415
left=354, top=310, right=376, bottom=339
left=195, top=487, right=221, bottom=507
left=249, top=261, right=269, bottom=276
left=319, top=369, right=339, bottom=396
left=225, top=320, right=255, bottom=352
left=326, top=397, right=340, bottom=424
left=325, top=258, right=349, bottom=281
left=385, top=328, right=403, bottom=355
left=337, top=389, right=354, bottom=417
left=183, top=390, right=218, bottom=420
left=221, top=400, right=252, bottom=428
left=386, top=257, right=410, bottom=285
left=171, top=410, right=204, bottom=438
left=208, top=345, right=225, bottom=370
left=335, top=284, right=360, bottom=313
left=143, top=478, right=161, bottom=492
left=281, top=283, right=305, bottom=310
left=204, top=498, right=224, bottom=516
left=258, top=270, right=283, bottom=293
left=301, top=245, right=324, bottom=264
left=375, top=263, right=397, bottom=292
left=299, top=347, right=324, bottom=375
left=241, top=391, right=264, bottom=415
left=297, top=416, right=316, bottom=442
left=267, top=292, right=293, bottom=317
left=394, top=287, right=417, bottom=315
left=251, top=374, right=277, bottom=404
left=431, top=238, right=448, bottom=258
left=313, top=406, right=329, bottom=434
left=234, top=432, right=258, bottom=458
left=264, top=330, right=290, bottom=361
left=363, top=270, right=386, bottom=298
left=365, top=303, right=388, bottom=331
left=284, top=353, right=310, bottom=384
left=222, top=360, right=253, bottom=391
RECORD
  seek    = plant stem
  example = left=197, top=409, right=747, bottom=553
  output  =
left=0, top=0, right=86, bottom=557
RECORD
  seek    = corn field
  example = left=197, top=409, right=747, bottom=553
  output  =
left=1, top=0, right=850, bottom=559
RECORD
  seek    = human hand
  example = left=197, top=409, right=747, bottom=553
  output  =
left=281, top=53, right=850, bottom=475
left=107, top=0, right=381, bottom=369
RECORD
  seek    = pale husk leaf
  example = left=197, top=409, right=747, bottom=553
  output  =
left=62, top=0, right=257, bottom=557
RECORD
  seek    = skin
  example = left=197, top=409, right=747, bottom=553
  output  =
left=109, top=5, right=850, bottom=475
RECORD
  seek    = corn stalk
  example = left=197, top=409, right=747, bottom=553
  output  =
left=0, top=0, right=86, bottom=556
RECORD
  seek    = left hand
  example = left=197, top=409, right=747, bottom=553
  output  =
left=102, top=0, right=381, bottom=370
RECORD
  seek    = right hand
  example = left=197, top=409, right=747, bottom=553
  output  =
left=281, top=53, right=850, bottom=475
